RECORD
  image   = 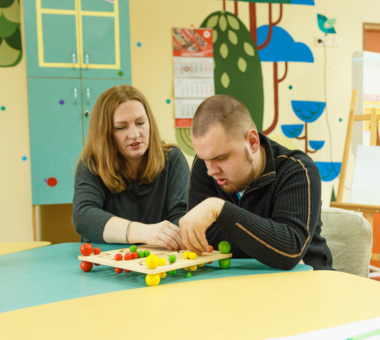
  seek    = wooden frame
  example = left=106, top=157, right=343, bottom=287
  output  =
left=78, top=245, right=232, bottom=275
left=331, top=90, right=380, bottom=274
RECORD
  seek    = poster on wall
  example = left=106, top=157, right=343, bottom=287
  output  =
left=172, top=28, right=214, bottom=128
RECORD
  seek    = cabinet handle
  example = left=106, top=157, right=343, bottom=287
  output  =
left=85, top=53, right=89, bottom=70
left=84, top=110, right=91, bottom=117
left=74, top=87, right=77, bottom=105
left=86, top=87, right=90, bottom=105
left=72, top=52, right=76, bottom=69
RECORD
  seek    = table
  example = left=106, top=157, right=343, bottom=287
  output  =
left=1, top=243, right=380, bottom=339
left=0, top=241, right=51, bottom=256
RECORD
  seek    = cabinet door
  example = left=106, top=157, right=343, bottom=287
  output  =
left=24, top=0, right=81, bottom=78
left=79, top=0, right=131, bottom=80
left=28, top=78, right=83, bottom=205
left=81, top=78, right=131, bottom=142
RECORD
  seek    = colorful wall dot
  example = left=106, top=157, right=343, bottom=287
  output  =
left=289, top=85, right=293, bottom=90
left=137, top=42, right=142, bottom=47
left=166, top=99, right=171, bottom=104
left=59, top=100, right=64, bottom=105
left=118, top=71, right=124, bottom=76
left=339, top=118, right=342, bottom=122
left=1, top=106, right=5, bottom=111
left=45, top=177, right=58, bottom=187
left=22, top=156, right=27, bottom=161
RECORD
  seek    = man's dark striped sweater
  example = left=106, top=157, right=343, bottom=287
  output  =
left=188, top=133, right=333, bottom=271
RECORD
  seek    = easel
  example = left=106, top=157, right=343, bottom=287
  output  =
left=331, top=89, right=380, bottom=278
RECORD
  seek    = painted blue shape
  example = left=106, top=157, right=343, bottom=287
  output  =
left=281, top=124, right=304, bottom=138
left=291, top=101, right=326, bottom=123
left=309, top=140, right=325, bottom=151
left=257, top=25, right=314, bottom=63
left=289, top=85, right=293, bottom=90
left=315, top=162, right=341, bottom=182
left=137, top=42, right=142, bottom=47
left=317, top=14, right=337, bottom=34
left=0, top=243, right=312, bottom=313
left=166, top=99, right=171, bottom=104
left=291, top=0, right=314, bottom=4
left=22, top=156, right=27, bottom=161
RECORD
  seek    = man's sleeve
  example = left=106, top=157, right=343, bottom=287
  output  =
left=72, top=162, right=114, bottom=243
left=165, top=148, right=190, bottom=226
left=216, top=156, right=321, bottom=270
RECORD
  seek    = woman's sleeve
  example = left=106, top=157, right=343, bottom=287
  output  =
left=72, top=162, right=115, bottom=243
left=165, top=148, right=190, bottom=226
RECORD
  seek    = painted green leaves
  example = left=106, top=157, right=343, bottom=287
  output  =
left=0, top=0, right=22, bottom=67
left=175, top=128, right=195, bottom=157
left=201, top=11, right=264, bottom=132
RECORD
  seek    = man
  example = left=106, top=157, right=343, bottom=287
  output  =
left=179, top=95, right=333, bottom=270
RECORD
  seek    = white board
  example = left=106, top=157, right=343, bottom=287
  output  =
left=350, top=145, right=380, bottom=205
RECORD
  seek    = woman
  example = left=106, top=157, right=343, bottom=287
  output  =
left=73, top=84, right=189, bottom=250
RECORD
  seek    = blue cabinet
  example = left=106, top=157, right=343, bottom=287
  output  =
left=24, top=0, right=132, bottom=205
left=24, top=0, right=131, bottom=79
left=28, top=78, right=83, bottom=204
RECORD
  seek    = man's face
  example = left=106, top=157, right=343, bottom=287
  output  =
left=192, top=123, right=257, bottom=194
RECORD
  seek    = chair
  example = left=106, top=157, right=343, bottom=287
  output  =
left=321, top=206, right=372, bottom=278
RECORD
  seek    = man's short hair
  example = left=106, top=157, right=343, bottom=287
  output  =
left=191, top=95, right=256, bottom=139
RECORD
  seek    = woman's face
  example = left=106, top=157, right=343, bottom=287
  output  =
left=113, top=100, right=150, bottom=164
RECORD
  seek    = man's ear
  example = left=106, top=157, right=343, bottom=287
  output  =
left=246, top=129, right=260, bottom=153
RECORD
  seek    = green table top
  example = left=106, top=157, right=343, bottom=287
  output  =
left=0, top=243, right=312, bottom=313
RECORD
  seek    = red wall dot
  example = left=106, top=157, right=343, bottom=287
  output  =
left=46, top=177, right=58, bottom=187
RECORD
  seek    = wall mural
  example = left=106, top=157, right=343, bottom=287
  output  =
left=174, top=1, right=341, bottom=182
left=0, top=0, right=22, bottom=67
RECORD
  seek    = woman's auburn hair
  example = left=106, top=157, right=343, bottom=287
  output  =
left=78, top=84, right=173, bottom=194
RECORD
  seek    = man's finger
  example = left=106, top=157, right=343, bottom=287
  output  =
left=183, top=230, right=198, bottom=254
left=188, top=230, right=204, bottom=255
left=197, top=232, right=210, bottom=253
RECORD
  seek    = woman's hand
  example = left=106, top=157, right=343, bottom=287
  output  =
left=144, top=221, right=186, bottom=251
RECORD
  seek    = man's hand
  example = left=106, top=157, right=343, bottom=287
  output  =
left=179, top=198, right=225, bottom=255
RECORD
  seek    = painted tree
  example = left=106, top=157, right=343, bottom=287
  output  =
left=176, top=0, right=315, bottom=154
left=201, top=12, right=264, bottom=131
left=225, top=0, right=315, bottom=135
left=314, top=162, right=341, bottom=182
left=225, top=0, right=314, bottom=48
left=0, top=0, right=22, bottom=67
left=281, top=100, right=326, bottom=154
left=257, top=25, right=314, bottom=135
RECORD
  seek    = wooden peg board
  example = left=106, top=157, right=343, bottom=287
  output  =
left=78, top=245, right=232, bottom=275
